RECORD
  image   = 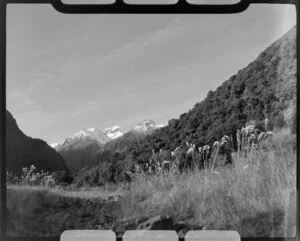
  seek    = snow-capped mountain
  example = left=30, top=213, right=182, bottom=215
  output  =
left=133, top=120, right=165, bottom=132
left=54, top=128, right=110, bottom=151
left=104, top=125, right=124, bottom=139
left=52, top=128, right=111, bottom=173
left=102, top=120, right=165, bottom=155
left=51, top=121, right=163, bottom=173
left=51, top=121, right=163, bottom=149
left=51, top=142, right=62, bottom=149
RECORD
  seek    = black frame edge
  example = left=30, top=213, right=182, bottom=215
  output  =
left=0, top=0, right=7, bottom=240
left=0, top=0, right=298, bottom=241
left=3, top=0, right=297, bottom=14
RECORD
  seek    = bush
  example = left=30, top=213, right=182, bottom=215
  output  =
left=7, top=165, right=56, bottom=187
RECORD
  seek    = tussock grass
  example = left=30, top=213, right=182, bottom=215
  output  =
left=119, top=129, right=296, bottom=237
left=7, top=129, right=296, bottom=237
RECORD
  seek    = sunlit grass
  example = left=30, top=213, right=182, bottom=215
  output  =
left=7, top=129, right=296, bottom=237
left=118, top=129, right=296, bottom=237
left=8, top=183, right=124, bottom=199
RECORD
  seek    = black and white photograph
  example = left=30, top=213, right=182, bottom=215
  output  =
left=5, top=3, right=297, bottom=238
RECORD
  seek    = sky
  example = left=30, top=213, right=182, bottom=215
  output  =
left=6, top=3, right=296, bottom=145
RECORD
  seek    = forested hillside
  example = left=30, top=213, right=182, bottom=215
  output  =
left=130, top=25, right=296, bottom=154
left=74, top=26, right=296, bottom=186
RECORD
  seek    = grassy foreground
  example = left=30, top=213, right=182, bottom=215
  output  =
left=7, top=129, right=296, bottom=237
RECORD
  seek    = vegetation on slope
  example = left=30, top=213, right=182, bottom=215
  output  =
left=74, top=26, right=296, bottom=185
left=7, top=129, right=296, bottom=237
left=130, top=26, right=296, bottom=154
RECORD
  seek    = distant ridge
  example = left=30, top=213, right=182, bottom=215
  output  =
left=52, top=120, right=165, bottom=171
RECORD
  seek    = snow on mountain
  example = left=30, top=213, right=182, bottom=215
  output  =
left=104, top=125, right=124, bottom=139
left=50, top=142, right=62, bottom=149
left=54, top=128, right=110, bottom=151
left=87, top=128, right=96, bottom=132
left=52, top=121, right=164, bottom=150
left=156, top=124, right=166, bottom=128
left=133, top=120, right=164, bottom=132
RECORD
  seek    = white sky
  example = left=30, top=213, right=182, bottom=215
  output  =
left=6, top=4, right=296, bottom=144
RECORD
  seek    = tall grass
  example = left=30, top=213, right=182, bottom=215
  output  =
left=7, top=129, right=296, bottom=237
left=118, top=129, right=296, bottom=237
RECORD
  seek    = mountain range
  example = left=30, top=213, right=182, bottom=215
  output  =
left=103, top=120, right=165, bottom=153
left=6, top=26, right=296, bottom=184
left=51, top=120, right=164, bottom=173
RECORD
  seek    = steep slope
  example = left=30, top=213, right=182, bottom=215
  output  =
left=131, top=25, right=297, bottom=153
left=75, top=26, right=296, bottom=186
left=54, top=128, right=110, bottom=173
left=6, top=110, right=70, bottom=175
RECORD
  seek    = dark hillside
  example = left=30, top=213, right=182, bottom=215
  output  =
left=58, top=143, right=104, bottom=174
left=6, top=110, right=70, bottom=175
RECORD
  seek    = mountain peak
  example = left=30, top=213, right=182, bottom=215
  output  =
left=54, top=128, right=110, bottom=152
left=104, top=125, right=120, bottom=132
left=143, top=119, right=155, bottom=125
left=133, top=120, right=164, bottom=132
left=87, top=127, right=96, bottom=132
left=104, top=125, right=124, bottom=139
left=50, top=142, right=62, bottom=148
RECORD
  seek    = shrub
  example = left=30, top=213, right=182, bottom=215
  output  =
left=7, top=165, right=56, bottom=187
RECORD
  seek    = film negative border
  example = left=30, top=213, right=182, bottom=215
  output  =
left=0, top=0, right=298, bottom=241
left=2, top=0, right=298, bottom=13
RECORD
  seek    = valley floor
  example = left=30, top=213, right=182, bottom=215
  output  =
left=6, top=130, right=297, bottom=238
